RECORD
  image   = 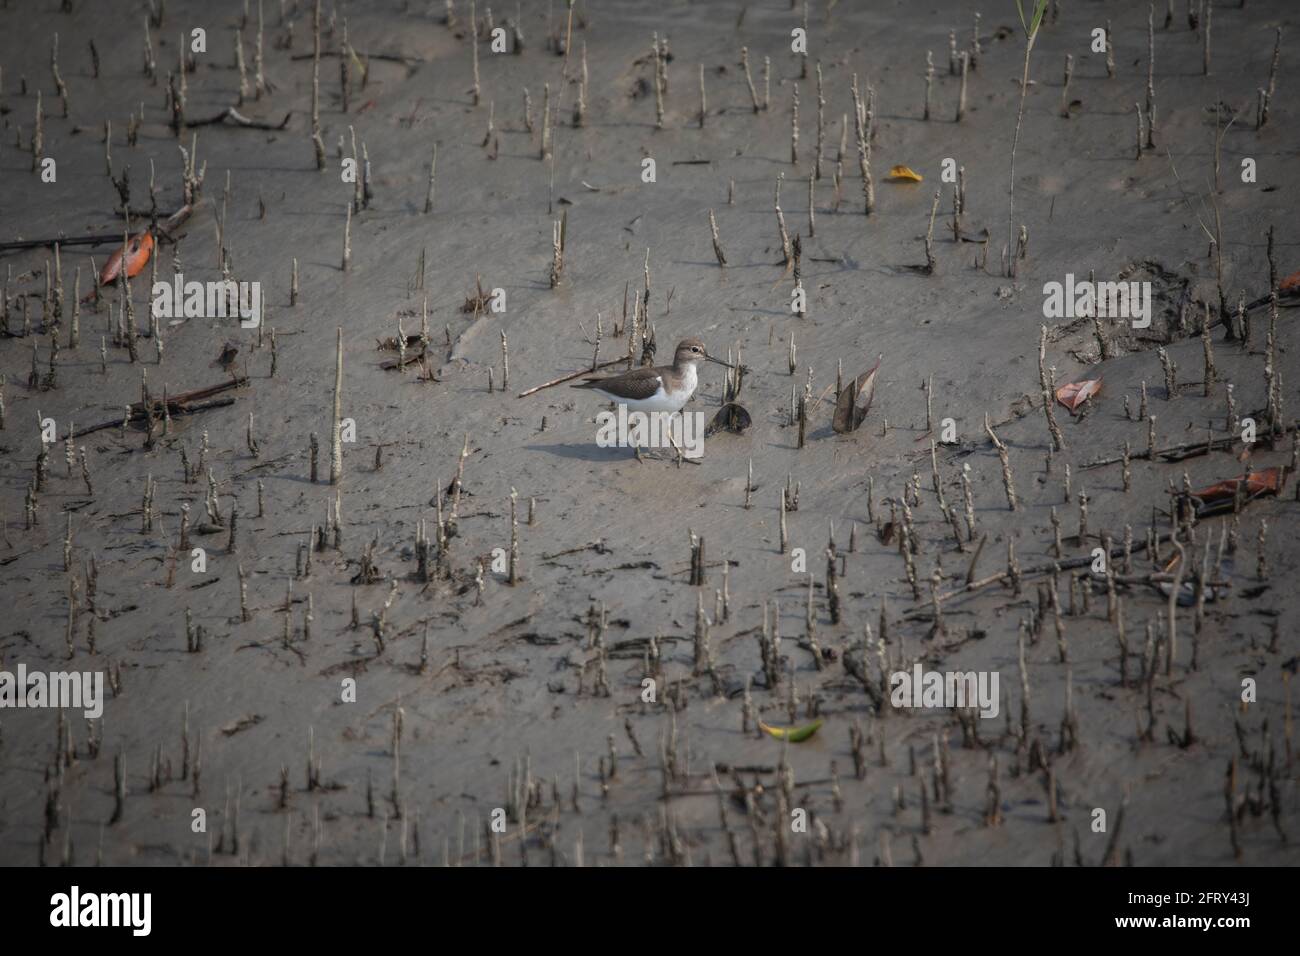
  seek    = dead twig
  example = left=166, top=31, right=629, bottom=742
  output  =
left=516, top=358, right=631, bottom=398
left=186, top=107, right=292, bottom=130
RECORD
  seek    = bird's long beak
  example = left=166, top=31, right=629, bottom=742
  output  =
left=705, top=354, right=736, bottom=369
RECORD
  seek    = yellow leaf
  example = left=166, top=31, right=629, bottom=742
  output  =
left=758, top=719, right=824, bottom=742
left=350, top=47, right=367, bottom=79
left=886, top=165, right=924, bottom=182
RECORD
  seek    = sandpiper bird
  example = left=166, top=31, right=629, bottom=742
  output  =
left=571, top=338, right=733, bottom=412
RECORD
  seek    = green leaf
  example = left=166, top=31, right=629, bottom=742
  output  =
left=1029, top=0, right=1048, bottom=38
left=1017, top=0, right=1048, bottom=38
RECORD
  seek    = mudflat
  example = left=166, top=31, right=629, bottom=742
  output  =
left=0, top=0, right=1295, bottom=867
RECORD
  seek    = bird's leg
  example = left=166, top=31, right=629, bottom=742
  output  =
left=665, top=413, right=686, bottom=467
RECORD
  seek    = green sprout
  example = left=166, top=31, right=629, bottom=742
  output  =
left=1006, top=0, right=1050, bottom=278
left=1016, top=0, right=1048, bottom=41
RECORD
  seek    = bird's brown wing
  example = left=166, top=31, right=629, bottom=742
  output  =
left=571, top=367, right=664, bottom=401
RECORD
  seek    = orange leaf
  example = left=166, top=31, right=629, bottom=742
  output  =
left=1190, top=466, right=1284, bottom=505
left=1280, top=268, right=1300, bottom=295
left=885, top=165, right=923, bottom=183
left=98, top=231, right=154, bottom=287
left=1054, top=378, right=1101, bottom=412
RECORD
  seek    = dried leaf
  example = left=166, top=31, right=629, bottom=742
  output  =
left=1280, top=268, right=1300, bottom=295
left=1055, top=377, right=1102, bottom=412
left=705, top=402, right=752, bottom=437
left=220, top=714, right=263, bottom=736
left=1191, top=466, right=1283, bottom=506
left=832, top=354, right=883, bottom=434
left=1158, top=579, right=1222, bottom=606
left=885, top=164, right=924, bottom=183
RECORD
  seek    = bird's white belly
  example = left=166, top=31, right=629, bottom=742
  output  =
left=595, top=366, right=696, bottom=414
left=602, top=387, right=685, bottom=413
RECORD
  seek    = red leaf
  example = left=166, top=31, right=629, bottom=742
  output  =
left=1190, top=466, right=1284, bottom=505
left=1054, top=377, right=1101, bottom=412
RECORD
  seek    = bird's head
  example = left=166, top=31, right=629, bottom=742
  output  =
left=674, top=338, right=734, bottom=370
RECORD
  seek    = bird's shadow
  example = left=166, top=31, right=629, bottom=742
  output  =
left=523, top=442, right=635, bottom=463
